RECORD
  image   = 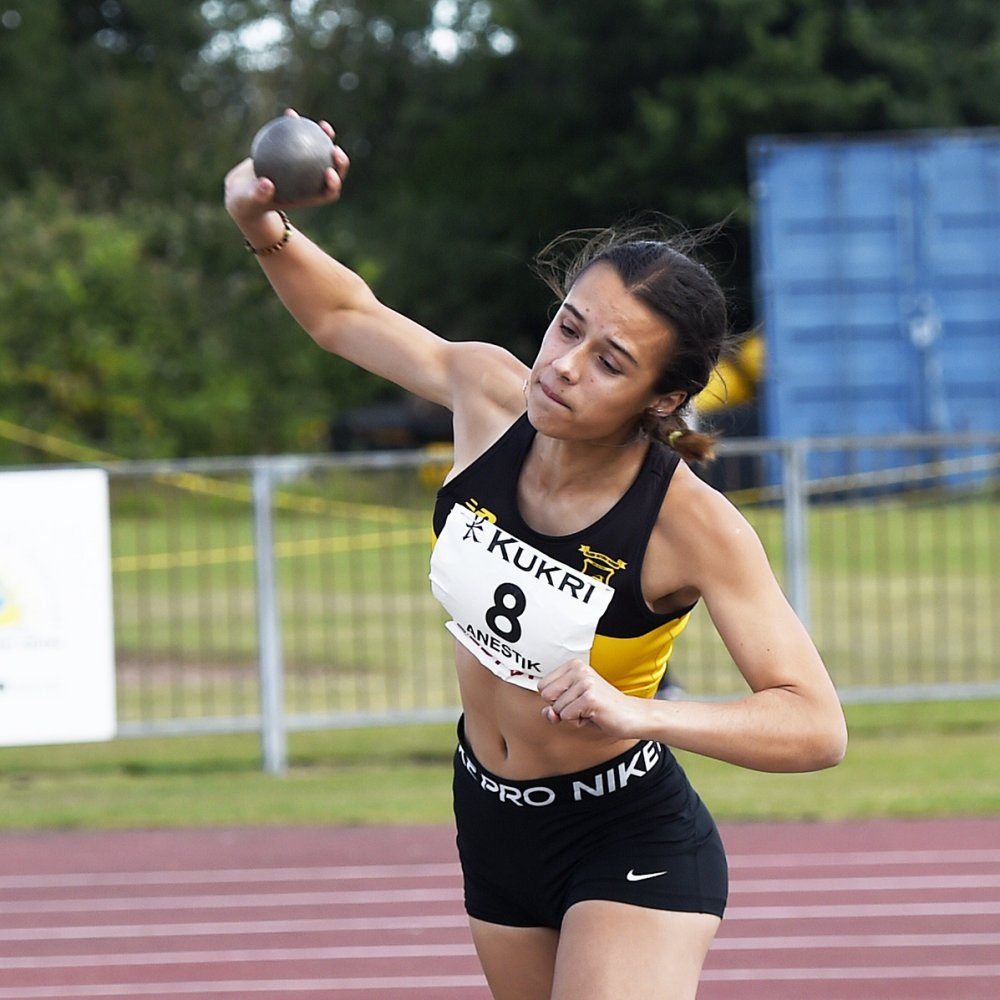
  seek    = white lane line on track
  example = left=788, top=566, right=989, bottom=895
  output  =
left=2, top=848, right=998, bottom=892
left=3, top=897, right=1000, bottom=923
left=715, top=931, right=1000, bottom=950
left=726, top=849, right=1000, bottom=869
left=0, top=864, right=461, bottom=891
left=3, top=933, right=1000, bottom=969
left=702, top=965, right=1000, bottom=982
left=727, top=901, right=1000, bottom=919
left=3, top=967, right=1000, bottom=998
left=0, top=943, right=478, bottom=969
left=0, top=888, right=462, bottom=914
left=732, top=874, right=1000, bottom=893
left=5, top=877, right=1000, bottom=913
left=0, top=915, right=471, bottom=941
left=0, top=976, right=489, bottom=998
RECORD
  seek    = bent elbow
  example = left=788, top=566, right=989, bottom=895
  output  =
left=816, top=739, right=847, bottom=771
left=811, top=717, right=849, bottom=770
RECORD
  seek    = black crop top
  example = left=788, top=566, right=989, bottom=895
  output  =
left=431, top=414, right=694, bottom=698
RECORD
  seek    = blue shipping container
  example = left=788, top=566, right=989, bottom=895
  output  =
left=750, top=130, right=1000, bottom=443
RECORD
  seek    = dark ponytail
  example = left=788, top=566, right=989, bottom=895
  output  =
left=639, top=411, right=718, bottom=464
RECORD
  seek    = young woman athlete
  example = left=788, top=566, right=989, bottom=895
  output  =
left=224, top=113, right=847, bottom=1000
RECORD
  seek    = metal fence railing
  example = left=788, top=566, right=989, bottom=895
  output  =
left=62, top=431, right=1000, bottom=770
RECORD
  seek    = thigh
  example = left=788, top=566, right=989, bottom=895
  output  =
left=469, top=917, right=559, bottom=1000
left=551, top=900, right=721, bottom=1000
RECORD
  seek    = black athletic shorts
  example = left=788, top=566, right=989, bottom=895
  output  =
left=452, top=718, right=728, bottom=929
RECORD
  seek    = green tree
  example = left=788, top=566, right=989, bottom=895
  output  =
left=0, top=1, right=239, bottom=205
left=237, top=0, right=1000, bottom=359
left=2, top=0, right=1000, bottom=459
left=0, top=182, right=383, bottom=460
left=337, top=0, right=1000, bottom=342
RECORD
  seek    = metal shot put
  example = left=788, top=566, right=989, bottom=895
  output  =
left=251, top=116, right=333, bottom=202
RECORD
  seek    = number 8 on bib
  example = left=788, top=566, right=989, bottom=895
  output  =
left=429, top=503, right=615, bottom=690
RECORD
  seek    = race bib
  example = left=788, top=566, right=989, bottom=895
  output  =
left=429, top=503, right=614, bottom=690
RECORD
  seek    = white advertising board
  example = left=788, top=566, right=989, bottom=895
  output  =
left=0, top=468, right=117, bottom=746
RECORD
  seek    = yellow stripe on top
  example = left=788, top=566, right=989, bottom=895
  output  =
left=589, top=610, right=693, bottom=699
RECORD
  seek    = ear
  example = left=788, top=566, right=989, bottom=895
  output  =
left=645, top=390, right=687, bottom=418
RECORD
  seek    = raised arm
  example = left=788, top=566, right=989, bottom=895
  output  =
left=223, top=114, right=528, bottom=459
left=225, top=135, right=463, bottom=407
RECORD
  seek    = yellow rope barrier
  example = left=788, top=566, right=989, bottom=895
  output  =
left=0, top=417, right=431, bottom=522
left=0, top=417, right=116, bottom=463
left=112, top=526, right=431, bottom=573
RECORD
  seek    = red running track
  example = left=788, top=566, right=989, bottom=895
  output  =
left=1, top=818, right=998, bottom=999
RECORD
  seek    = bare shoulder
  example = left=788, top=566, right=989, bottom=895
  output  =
left=661, top=462, right=752, bottom=536
left=447, top=341, right=529, bottom=468
left=656, top=461, right=769, bottom=586
left=448, top=341, right=528, bottom=407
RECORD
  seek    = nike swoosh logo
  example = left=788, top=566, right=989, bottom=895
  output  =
left=626, top=869, right=667, bottom=882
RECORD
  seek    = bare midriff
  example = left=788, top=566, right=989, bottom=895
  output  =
left=454, top=643, right=639, bottom=779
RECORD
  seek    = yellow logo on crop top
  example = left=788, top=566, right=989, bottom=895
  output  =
left=457, top=502, right=625, bottom=583
left=578, top=545, right=627, bottom=584
left=463, top=498, right=497, bottom=523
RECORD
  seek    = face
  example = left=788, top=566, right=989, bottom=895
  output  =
left=526, top=263, right=683, bottom=444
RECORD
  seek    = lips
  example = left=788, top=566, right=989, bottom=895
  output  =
left=539, top=382, right=570, bottom=408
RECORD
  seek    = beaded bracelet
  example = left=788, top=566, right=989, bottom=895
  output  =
left=245, top=211, right=292, bottom=256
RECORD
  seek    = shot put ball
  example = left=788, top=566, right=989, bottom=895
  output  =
left=251, top=116, right=333, bottom=202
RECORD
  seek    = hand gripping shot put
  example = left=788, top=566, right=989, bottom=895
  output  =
left=251, top=115, right=334, bottom=203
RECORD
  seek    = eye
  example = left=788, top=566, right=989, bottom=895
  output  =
left=559, top=323, right=578, bottom=339
left=599, top=356, right=623, bottom=375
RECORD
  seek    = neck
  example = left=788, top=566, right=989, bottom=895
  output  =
left=526, top=428, right=648, bottom=491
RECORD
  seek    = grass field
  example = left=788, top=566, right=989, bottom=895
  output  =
left=1, top=699, right=999, bottom=831
left=5, top=462, right=993, bottom=831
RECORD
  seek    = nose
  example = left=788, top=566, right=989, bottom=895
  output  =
left=552, top=344, right=583, bottom=383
